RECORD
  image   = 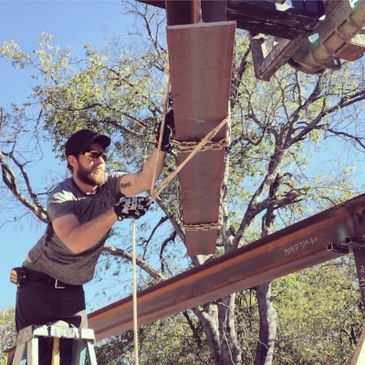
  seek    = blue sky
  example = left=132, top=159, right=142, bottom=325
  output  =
left=0, top=0, right=140, bottom=311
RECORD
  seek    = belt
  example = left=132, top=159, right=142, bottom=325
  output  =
left=24, top=268, right=80, bottom=289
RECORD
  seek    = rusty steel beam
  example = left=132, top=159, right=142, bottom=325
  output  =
left=137, top=0, right=323, bottom=38
left=140, top=1, right=233, bottom=255
left=89, top=194, right=365, bottom=340
left=166, top=21, right=235, bottom=255
left=226, top=0, right=320, bottom=39
left=201, top=0, right=227, bottom=22
left=247, top=0, right=341, bottom=80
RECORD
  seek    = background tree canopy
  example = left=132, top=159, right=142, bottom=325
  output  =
left=1, top=3, right=365, bottom=365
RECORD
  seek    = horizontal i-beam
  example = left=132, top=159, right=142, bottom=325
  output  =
left=89, top=194, right=365, bottom=340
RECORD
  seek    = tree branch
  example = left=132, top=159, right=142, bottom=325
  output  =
left=103, top=244, right=166, bottom=282
left=0, top=150, right=48, bottom=222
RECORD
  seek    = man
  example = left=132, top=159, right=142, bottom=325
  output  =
left=12, top=113, right=173, bottom=364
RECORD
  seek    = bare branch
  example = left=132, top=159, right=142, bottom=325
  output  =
left=106, top=65, right=162, bottom=112
left=182, top=310, right=203, bottom=349
left=103, top=244, right=166, bottom=282
left=0, top=151, right=47, bottom=222
left=284, top=73, right=325, bottom=146
left=230, top=42, right=251, bottom=110
left=289, top=86, right=365, bottom=145
left=159, top=230, right=176, bottom=274
left=324, top=128, right=365, bottom=151
left=0, top=107, right=4, bottom=132
left=143, top=215, right=169, bottom=248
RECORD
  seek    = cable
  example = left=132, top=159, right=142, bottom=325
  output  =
left=131, top=218, right=139, bottom=365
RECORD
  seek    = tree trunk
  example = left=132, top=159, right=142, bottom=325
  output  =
left=191, top=123, right=242, bottom=364
left=254, top=283, right=277, bottom=365
left=218, top=294, right=242, bottom=365
left=193, top=293, right=242, bottom=365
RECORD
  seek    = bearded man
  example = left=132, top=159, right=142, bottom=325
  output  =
left=12, top=115, right=173, bottom=364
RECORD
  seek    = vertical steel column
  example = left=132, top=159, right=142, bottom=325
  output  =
left=347, top=205, right=365, bottom=364
left=353, top=246, right=365, bottom=310
left=165, top=0, right=201, bottom=25
left=350, top=207, right=365, bottom=309
left=201, top=0, right=227, bottom=22
left=165, top=0, right=227, bottom=25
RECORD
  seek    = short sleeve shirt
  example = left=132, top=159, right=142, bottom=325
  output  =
left=28, top=172, right=124, bottom=285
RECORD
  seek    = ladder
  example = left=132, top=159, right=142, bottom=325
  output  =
left=11, top=320, right=97, bottom=365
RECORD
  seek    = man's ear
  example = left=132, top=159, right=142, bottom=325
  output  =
left=67, top=155, right=78, bottom=169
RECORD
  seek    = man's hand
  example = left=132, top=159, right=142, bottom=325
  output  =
left=114, top=196, right=150, bottom=221
left=155, top=109, right=175, bottom=153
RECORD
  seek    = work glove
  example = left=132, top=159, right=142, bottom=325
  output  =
left=155, top=109, right=175, bottom=153
left=114, top=196, right=150, bottom=221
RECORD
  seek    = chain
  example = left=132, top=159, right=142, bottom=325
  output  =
left=183, top=222, right=220, bottom=231
left=150, top=115, right=229, bottom=201
left=173, top=138, right=227, bottom=153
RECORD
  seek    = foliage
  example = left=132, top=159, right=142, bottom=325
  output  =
left=273, top=258, right=363, bottom=365
left=0, top=307, right=16, bottom=365
left=232, top=258, right=363, bottom=365
left=96, top=313, right=211, bottom=365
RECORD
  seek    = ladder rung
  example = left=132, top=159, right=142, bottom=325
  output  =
left=12, top=321, right=98, bottom=365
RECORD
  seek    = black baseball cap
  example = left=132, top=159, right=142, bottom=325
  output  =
left=65, top=129, right=111, bottom=157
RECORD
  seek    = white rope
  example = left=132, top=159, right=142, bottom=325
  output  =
left=130, top=71, right=170, bottom=365
left=131, top=218, right=139, bottom=365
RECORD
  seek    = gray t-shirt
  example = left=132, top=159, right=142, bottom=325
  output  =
left=28, top=172, right=124, bottom=285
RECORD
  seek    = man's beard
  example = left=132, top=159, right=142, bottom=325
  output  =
left=77, top=165, right=107, bottom=187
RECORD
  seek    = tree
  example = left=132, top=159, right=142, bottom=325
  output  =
left=1, top=3, right=365, bottom=364
left=272, top=259, right=363, bottom=364
left=0, top=307, right=16, bottom=365
left=96, top=313, right=211, bottom=365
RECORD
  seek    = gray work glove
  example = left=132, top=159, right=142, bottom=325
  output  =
left=114, top=196, right=150, bottom=221
left=155, top=109, right=175, bottom=153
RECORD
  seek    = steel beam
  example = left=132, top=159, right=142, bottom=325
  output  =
left=138, top=0, right=322, bottom=38
left=166, top=21, right=235, bottom=255
left=89, top=194, right=365, bottom=340
left=226, top=0, right=320, bottom=39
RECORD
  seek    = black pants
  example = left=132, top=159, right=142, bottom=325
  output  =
left=16, top=279, right=86, bottom=365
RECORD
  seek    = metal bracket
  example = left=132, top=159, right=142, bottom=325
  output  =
left=328, top=236, right=365, bottom=255
left=250, top=33, right=310, bottom=81
left=344, top=234, right=365, bottom=314
left=328, top=236, right=365, bottom=253
left=327, top=243, right=350, bottom=255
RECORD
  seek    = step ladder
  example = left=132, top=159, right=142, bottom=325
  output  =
left=11, top=320, right=97, bottom=365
